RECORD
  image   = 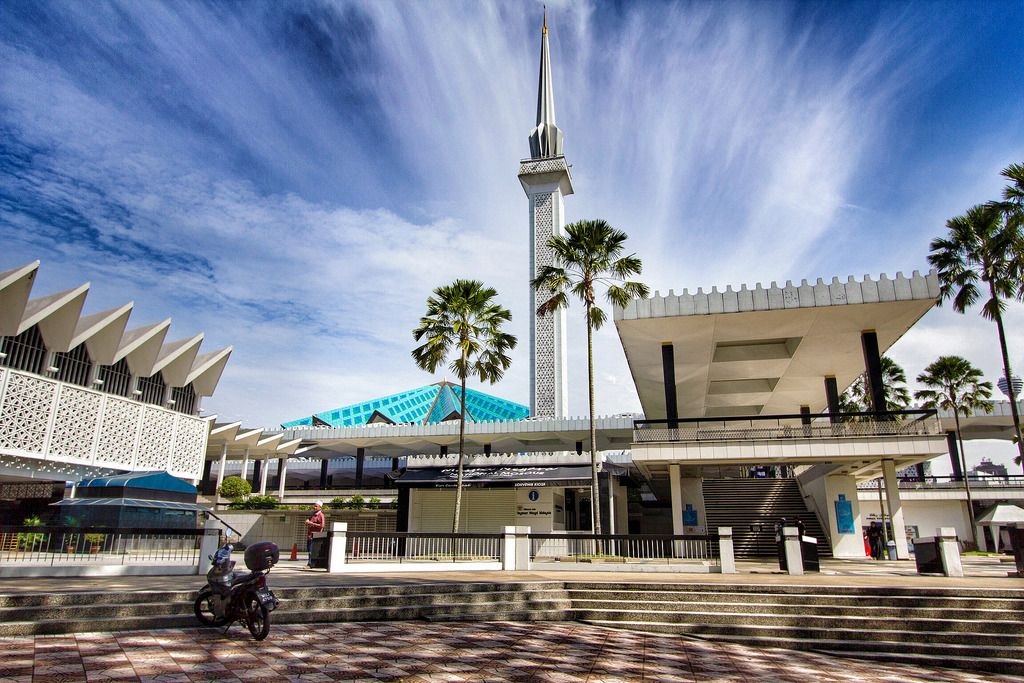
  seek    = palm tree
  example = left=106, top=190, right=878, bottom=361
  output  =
left=994, top=163, right=1024, bottom=468
left=838, top=356, right=911, bottom=414
left=412, top=279, right=516, bottom=533
left=914, top=356, right=993, bottom=534
left=531, top=219, right=649, bottom=535
left=929, top=196, right=1024, bottom=471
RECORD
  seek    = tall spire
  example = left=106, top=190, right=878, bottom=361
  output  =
left=529, top=7, right=564, bottom=159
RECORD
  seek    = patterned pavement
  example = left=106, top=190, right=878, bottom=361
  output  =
left=2, top=621, right=1021, bottom=683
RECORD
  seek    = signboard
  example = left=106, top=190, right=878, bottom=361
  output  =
left=397, top=465, right=593, bottom=488
left=834, top=494, right=855, bottom=534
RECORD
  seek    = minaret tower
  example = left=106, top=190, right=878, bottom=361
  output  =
left=519, top=8, right=573, bottom=418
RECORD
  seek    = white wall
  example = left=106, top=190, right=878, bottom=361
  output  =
left=859, top=497, right=972, bottom=543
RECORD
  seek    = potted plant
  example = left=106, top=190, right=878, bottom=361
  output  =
left=85, top=533, right=106, bottom=554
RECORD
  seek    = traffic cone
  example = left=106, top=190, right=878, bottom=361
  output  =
left=290, top=543, right=298, bottom=561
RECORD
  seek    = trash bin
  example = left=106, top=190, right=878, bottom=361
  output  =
left=886, top=540, right=897, bottom=560
left=1010, top=525, right=1024, bottom=578
left=912, top=537, right=942, bottom=574
left=800, top=535, right=820, bottom=572
left=308, top=534, right=329, bottom=569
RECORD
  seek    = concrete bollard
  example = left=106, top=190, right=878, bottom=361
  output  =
left=783, top=526, right=803, bottom=576
left=328, top=522, right=347, bottom=573
left=718, top=527, right=736, bottom=574
left=198, top=519, right=224, bottom=576
left=937, top=527, right=963, bottom=577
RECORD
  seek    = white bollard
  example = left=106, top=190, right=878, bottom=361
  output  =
left=718, top=527, right=736, bottom=574
left=783, top=526, right=804, bottom=576
left=328, top=522, right=348, bottom=573
left=937, top=527, right=963, bottom=577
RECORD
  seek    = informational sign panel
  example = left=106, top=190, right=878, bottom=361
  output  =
left=834, top=494, right=855, bottom=534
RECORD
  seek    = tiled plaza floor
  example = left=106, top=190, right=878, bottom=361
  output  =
left=1, top=621, right=1021, bottom=683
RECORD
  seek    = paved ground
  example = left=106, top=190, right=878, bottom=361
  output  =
left=2, top=556, right=1022, bottom=681
left=4, top=620, right=1023, bottom=683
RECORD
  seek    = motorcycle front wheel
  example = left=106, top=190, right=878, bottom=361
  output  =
left=244, top=592, right=271, bottom=641
left=193, top=586, right=228, bottom=627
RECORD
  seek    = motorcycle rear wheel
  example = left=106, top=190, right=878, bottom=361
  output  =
left=193, top=586, right=228, bottom=627
left=244, top=592, right=271, bottom=641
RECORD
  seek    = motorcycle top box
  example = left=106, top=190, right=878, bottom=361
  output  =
left=244, top=541, right=279, bottom=571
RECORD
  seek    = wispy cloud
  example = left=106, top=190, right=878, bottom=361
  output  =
left=1, top=0, right=1022, bottom=444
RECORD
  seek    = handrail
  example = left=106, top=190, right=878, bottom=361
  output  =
left=635, top=409, right=937, bottom=427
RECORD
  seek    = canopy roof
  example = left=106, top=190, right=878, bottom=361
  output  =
left=77, top=471, right=197, bottom=494
left=976, top=503, right=1024, bottom=525
left=614, top=271, right=940, bottom=419
left=52, top=498, right=209, bottom=511
left=281, top=381, right=529, bottom=429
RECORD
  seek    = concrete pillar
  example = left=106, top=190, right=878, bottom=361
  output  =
left=259, top=457, right=269, bottom=495
left=783, top=526, right=803, bottom=576
left=355, top=448, right=365, bottom=488
left=319, top=458, right=329, bottom=489
left=277, top=457, right=288, bottom=498
left=946, top=431, right=963, bottom=479
left=328, top=522, right=347, bottom=573
left=882, top=459, right=909, bottom=558
left=861, top=330, right=885, bottom=413
left=198, top=518, right=224, bottom=575
left=215, top=444, right=228, bottom=496
left=718, top=527, right=736, bottom=574
left=240, top=448, right=250, bottom=486
left=824, top=475, right=864, bottom=559
left=938, top=527, right=964, bottom=577
left=669, top=464, right=683, bottom=536
left=662, top=343, right=678, bottom=428
left=824, top=376, right=840, bottom=423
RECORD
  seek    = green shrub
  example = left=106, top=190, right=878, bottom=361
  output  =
left=327, top=497, right=348, bottom=509
left=368, top=496, right=381, bottom=509
left=345, top=494, right=366, bottom=510
left=228, top=495, right=280, bottom=510
left=84, top=533, right=106, bottom=544
left=219, top=476, right=252, bottom=500
left=17, top=515, right=45, bottom=550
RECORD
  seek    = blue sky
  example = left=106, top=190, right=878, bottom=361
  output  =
left=2, top=0, right=1023, bottom=471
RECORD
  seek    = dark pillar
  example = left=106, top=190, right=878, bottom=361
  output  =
left=396, top=486, right=409, bottom=556
left=202, top=459, right=214, bottom=495
left=915, top=463, right=926, bottom=480
left=575, top=441, right=584, bottom=455
left=861, top=330, right=886, bottom=414
left=484, top=444, right=491, bottom=456
left=824, top=376, right=840, bottom=423
left=662, top=343, right=678, bottom=427
left=319, top=459, right=329, bottom=489
left=800, top=406, right=811, bottom=424
left=947, top=431, right=963, bottom=480
left=252, top=460, right=262, bottom=489
left=440, top=445, right=448, bottom=456
left=355, top=448, right=365, bottom=488
left=391, top=457, right=400, bottom=472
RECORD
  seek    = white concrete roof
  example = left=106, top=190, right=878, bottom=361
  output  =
left=614, top=271, right=940, bottom=419
left=281, top=415, right=637, bottom=459
left=0, top=261, right=230, bottom=397
left=206, top=420, right=302, bottom=460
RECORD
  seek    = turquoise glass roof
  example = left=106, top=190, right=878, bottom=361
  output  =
left=281, top=382, right=529, bottom=428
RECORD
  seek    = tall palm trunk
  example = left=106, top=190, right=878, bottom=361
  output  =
left=586, top=303, right=600, bottom=537
left=953, top=407, right=977, bottom=533
left=453, top=347, right=468, bottom=534
left=991, top=301, right=1024, bottom=471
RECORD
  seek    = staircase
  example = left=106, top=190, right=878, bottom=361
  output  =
left=571, top=582, right=1024, bottom=675
left=3, top=580, right=1023, bottom=674
left=702, top=478, right=830, bottom=559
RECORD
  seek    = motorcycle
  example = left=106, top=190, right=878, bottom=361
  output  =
left=194, top=540, right=280, bottom=640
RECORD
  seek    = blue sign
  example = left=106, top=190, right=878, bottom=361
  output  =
left=683, top=504, right=698, bottom=526
left=835, top=494, right=855, bottom=534
left=528, top=490, right=539, bottom=502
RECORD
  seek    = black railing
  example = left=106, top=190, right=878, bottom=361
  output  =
left=634, top=409, right=940, bottom=443
left=345, top=531, right=502, bottom=562
left=857, top=475, right=1024, bottom=490
left=528, top=532, right=720, bottom=565
left=0, top=526, right=204, bottom=566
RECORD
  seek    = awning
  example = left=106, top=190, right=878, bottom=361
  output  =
left=51, top=498, right=211, bottom=512
left=397, top=465, right=597, bottom=488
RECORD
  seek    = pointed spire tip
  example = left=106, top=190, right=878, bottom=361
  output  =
left=543, top=5, right=547, bottom=35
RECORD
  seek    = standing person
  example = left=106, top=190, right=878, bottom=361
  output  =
left=304, top=501, right=325, bottom=569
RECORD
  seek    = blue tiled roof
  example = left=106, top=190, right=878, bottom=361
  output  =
left=281, top=382, right=529, bottom=428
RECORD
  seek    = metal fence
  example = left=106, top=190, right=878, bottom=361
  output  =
left=528, top=533, right=720, bottom=565
left=634, top=409, right=941, bottom=443
left=0, top=526, right=204, bottom=566
left=345, top=532, right=503, bottom=563
left=856, top=475, right=1024, bottom=490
